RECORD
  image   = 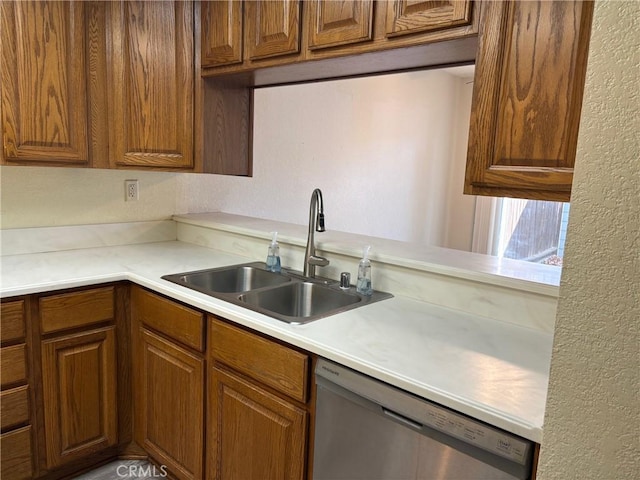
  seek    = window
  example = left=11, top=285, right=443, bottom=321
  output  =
left=472, top=198, right=570, bottom=266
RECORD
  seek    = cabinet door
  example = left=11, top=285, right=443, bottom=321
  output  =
left=308, top=0, right=373, bottom=50
left=108, top=0, right=195, bottom=169
left=246, top=0, right=301, bottom=60
left=207, top=366, right=307, bottom=480
left=0, top=1, right=88, bottom=165
left=135, top=328, right=204, bottom=480
left=385, top=0, right=473, bottom=38
left=41, top=326, right=117, bottom=469
left=465, top=0, right=594, bottom=201
left=202, top=0, right=243, bottom=67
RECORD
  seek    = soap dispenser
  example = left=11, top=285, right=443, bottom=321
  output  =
left=356, top=245, right=373, bottom=296
left=266, top=232, right=281, bottom=273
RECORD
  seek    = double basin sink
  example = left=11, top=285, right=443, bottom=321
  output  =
left=162, top=262, right=392, bottom=324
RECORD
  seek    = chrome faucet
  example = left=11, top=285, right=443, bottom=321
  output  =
left=304, top=188, right=329, bottom=277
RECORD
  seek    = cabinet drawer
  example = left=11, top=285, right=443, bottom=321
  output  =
left=0, top=344, right=27, bottom=389
left=1, top=300, right=26, bottom=343
left=40, top=286, right=114, bottom=334
left=131, top=286, right=205, bottom=352
left=0, top=426, right=33, bottom=480
left=210, top=318, right=309, bottom=403
left=1, top=385, right=30, bottom=430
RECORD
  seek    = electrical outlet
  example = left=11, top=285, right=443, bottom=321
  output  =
left=125, top=179, right=139, bottom=201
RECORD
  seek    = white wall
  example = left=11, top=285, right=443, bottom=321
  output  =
left=538, top=1, right=639, bottom=478
left=2, top=69, right=475, bottom=251
left=0, top=167, right=180, bottom=228
left=178, top=69, right=475, bottom=248
left=443, top=74, right=476, bottom=252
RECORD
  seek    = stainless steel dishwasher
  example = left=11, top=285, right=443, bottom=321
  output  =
left=313, top=359, right=534, bottom=480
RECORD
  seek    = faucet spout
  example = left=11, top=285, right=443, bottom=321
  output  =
left=304, top=189, right=329, bottom=277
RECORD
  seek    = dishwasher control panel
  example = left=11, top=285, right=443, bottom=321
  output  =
left=419, top=398, right=530, bottom=464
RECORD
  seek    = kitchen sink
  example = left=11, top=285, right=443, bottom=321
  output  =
left=164, top=263, right=290, bottom=293
left=162, top=262, right=392, bottom=324
left=240, top=282, right=361, bottom=320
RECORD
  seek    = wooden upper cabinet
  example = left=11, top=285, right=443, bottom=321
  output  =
left=202, top=0, right=243, bottom=67
left=465, top=0, right=594, bottom=201
left=385, top=0, right=473, bottom=38
left=108, top=0, right=195, bottom=169
left=308, top=0, right=374, bottom=50
left=0, top=1, right=88, bottom=165
left=246, top=0, right=301, bottom=60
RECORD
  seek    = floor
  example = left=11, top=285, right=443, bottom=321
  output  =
left=70, top=460, right=161, bottom=480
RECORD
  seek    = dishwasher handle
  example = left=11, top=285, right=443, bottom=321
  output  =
left=382, top=407, right=423, bottom=430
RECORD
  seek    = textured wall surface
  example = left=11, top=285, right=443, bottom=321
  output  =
left=0, top=167, right=180, bottom=228
left=178, top=69, right=475, bottom=247
left=2, top=69, right=474, bottom=251
left=538, top=1, right=640, bottom=478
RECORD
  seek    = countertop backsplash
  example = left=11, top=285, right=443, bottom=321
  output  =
left=1, top=213, right=559, bottom=333
left=173, top=212, right=560, bottom=333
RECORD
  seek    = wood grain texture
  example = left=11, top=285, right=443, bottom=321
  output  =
left=1, top=300, right=26, bottom=344
left=202, top=79, right=253, bottom=175
left=135, top=328, right=204, bottom=480
left=494, top=1, right=591, bottom=167
left=308, top=0, right=373, bottom=50
left=39, top=286, right=114, bottom=334
left=114, top=283, right=139, bottom=456
left=25, top=294, right=46, bottom=478
left=108, top=0, right=195, bottom=169
left=1, top=385, right=30, bottom=430
left=41, top=326, right=118, bottom=469
left=465, top=0, right=594, bottom=201
left=246, top=0, right=301, bottom=60
left=203, top=0, right=479, bottom=77
left=85, top=1, right=110, bottom=170
left=1, top=344, right=27, bottom=389
left=208, top=366, right=307, bottom=480
left=209, top=317, right=309, bottom=403
left=0, top=426, right=33, bottom=480
left=130, top=286, right=205, bottom=352
left=0, top=1, right=88, bottom=165
left=304, top=355, right=318, bottom=480
left=201, top=0, right=243, bottom=67
left=386, top=0, right=472, bottom=37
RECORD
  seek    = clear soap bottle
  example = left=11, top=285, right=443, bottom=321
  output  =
left=356, top=245, right=373, bottom=296
left=266, top=231, right=281, bottom=273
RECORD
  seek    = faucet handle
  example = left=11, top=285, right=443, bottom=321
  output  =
left=308, top=255, right=329, bottom=267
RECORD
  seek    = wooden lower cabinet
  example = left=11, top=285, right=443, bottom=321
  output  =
left=41, top=326, right=118, bottom=469
left=2, top=285, right=314, bottom=479
left=1, top=299, right=33, bottom=479
left=0, top=426, right=33, bottom=479
left=207, top=317, right=311, bottom=480
left=208, top=366, right=307, bottom=480
left=134, top=328, right=205, bottom=480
